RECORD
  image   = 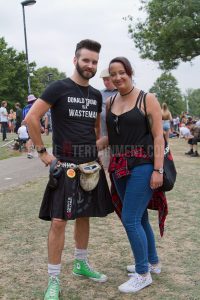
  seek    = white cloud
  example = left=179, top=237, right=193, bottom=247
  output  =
left=0, top=0, right=199, bottom=93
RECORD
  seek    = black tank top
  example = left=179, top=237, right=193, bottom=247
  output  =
left=106, top=90, right=152, bottom=167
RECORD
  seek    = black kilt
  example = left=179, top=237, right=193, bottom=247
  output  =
left=39, top=167, right=114, bottom=221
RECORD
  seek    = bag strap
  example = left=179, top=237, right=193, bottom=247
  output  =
left=143, top=92, right=151, bottom=134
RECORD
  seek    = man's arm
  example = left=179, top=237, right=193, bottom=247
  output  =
left=24, top=99, right=55, bottom=166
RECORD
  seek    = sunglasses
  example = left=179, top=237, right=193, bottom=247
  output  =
left=113, top=115, right=120, bottom=135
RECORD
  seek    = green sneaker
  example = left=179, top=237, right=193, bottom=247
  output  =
left=44, top=276, right=61, bottom=300
left=73, top=259, right=107, bottom=283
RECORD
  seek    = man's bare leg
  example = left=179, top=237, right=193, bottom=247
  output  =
left=74, top=217, right=89, bottom=249
left=48, top=219, right=67, bottom=264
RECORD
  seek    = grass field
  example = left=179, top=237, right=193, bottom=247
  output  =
left=0, top=138, right=200, bottom=300
left=0, top=133, right=52, bottom=160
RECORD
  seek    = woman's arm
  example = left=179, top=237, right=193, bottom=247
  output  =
left=146, top=93, right=164, bottom=189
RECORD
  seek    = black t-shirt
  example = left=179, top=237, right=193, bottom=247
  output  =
left=40, top=78, right=102, bottom=164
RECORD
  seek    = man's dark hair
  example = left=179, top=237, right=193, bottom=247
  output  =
left=109, top=56, right=134, bottom=77
left=15, top=102, right=21, bottom=108
left=75, top=39, right=101, bottom=57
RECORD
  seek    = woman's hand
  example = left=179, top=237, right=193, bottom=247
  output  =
left=96, top=136, right=108, bottom=151
left=150, top=171, right=163, bottom=190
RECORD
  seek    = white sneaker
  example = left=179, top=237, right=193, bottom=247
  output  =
left=127, top=263, right=161, bottom=274
left=118, top=272, right=152, bottom=293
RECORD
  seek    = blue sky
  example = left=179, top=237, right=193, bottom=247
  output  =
left=0, top=0, right=199, bottom=93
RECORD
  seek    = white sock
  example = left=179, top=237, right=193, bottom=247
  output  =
left=48, top=263, right=61, bottom=277
left=74, top=248, right=88, bottom=260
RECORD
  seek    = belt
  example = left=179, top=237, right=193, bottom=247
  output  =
left=58, top=162, right=79, bottom=169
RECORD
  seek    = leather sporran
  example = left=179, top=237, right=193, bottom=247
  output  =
left=78, top=161, right=101, bottom=192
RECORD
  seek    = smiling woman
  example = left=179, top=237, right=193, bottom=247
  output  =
left=106, top=56, right=166, bottom=293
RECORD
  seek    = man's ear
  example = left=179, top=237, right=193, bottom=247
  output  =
left=73, top=56, right=77, bottom=66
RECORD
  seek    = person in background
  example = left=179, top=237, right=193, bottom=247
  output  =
left=161, top=103, right=172, bottom=142
left=172, top=115, right=180, bottom=133
left=44, top=109, right=52, bottom=135
left=25, top=39, right=114, bottom=300
left=99, top=68, right=117, bottom=137
left=0, top=101, right=8, bottom=141
left=184, top=121, right=200, bottom=157
left=99, top=68, right=117, bottom=169
left=17, top=120, right=29, bottom=150
left=15, top=103, right=23, bottom=133
left=179, top=123, right=191, bottom=139
left=23, top=95, right=37, bottom=159
left=196, top=119, right=200, bottom=127
left=8, top=109, right=15, bottom=133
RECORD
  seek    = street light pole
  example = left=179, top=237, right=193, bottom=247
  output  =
left=21, top=0, right=36, bottom=95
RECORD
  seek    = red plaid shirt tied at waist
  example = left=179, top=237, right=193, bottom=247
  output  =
left=108, top=147, right=168, bottom=237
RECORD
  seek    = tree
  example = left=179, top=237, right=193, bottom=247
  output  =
left=32, top=66, right=66, bottom=97
left=149, top=72, right=185, bottom=115
left=0, top=37, right=66, bottom=108
left=185, top=88, right=200, bottom=116
left=0, top=37, right=36, bottom=107
left=127, top=0, right=200, bottom=69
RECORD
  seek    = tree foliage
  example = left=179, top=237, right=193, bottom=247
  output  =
left=0, top=37, right=30, bottom=106
left=0, top=37, right=66, bottom=108
left=127, top=0, right=200, bottom=69
left=149, top=72, right=185, bottom=115
left=185, top=88, right=200, bottom=116
left=32, top=66, right=66, bottom=97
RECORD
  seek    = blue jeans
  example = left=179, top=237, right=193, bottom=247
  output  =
left=1, top=122, right=7, bottom=141
left=112, top=164, right=159, bottom=274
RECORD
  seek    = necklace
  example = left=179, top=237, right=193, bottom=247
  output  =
left=120, top=86, right=134, bottom=97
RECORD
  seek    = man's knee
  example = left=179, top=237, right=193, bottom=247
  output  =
left=50, top=219, right=66, bottom=233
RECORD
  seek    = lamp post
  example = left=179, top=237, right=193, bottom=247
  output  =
left=21, top=0, right=36, bottom=95
left=47, top=73, right=53, bottom=83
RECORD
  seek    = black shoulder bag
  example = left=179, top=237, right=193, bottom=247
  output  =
left=143, top=93, right=177, bottom=192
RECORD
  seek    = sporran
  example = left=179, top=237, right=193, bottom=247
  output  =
left=78, top=161, right=101, bottom=192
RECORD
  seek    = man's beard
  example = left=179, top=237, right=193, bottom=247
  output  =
left=76, top=62, right=96, bottom=80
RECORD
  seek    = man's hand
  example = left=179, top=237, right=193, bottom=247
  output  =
left=38, top=151, right=56, bottom=167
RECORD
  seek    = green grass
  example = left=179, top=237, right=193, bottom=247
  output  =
left=0, top=138, right=200, bottom=299
left=0, top=132, right=53, bottom=160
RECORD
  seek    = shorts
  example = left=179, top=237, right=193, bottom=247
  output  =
left=188, top=137, right=200, bottom=145
left=39, top=167, right=114, bottom=221
left=163, top=121, right=170, bottom=132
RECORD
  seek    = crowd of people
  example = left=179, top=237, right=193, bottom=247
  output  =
left=0, top=38, right=200, bottom=300
left=0, top=95, right=52, bottom=158
left=159, top=104, right=200, bottom=157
